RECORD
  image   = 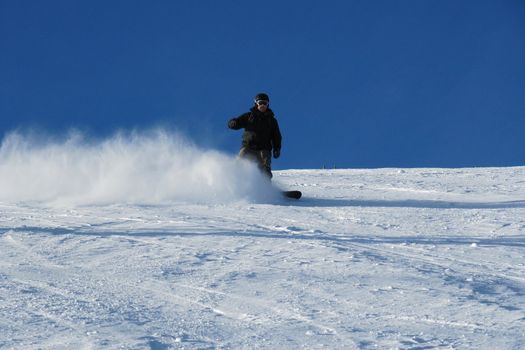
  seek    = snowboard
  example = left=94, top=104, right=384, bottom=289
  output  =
left=282, top=190, right=302, bottom=199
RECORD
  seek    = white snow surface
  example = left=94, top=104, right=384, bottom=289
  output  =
left=0, top=135, right=524, bottom=349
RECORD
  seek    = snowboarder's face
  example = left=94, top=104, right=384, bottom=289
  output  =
left=256, top=100, right=269, bottom=112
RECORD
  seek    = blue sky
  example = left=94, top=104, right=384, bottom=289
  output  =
left=1, top=0, right=524, bottom=169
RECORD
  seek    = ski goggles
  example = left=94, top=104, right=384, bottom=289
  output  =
left=255, top=100, right=269, bottom=106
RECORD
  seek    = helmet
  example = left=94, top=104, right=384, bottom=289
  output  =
left=254, top=92, right=269, bottom=102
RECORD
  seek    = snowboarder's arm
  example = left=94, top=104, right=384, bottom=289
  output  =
left=272, top=118, right=282, bottom=156
left=227, top=112, right=249, bottom=130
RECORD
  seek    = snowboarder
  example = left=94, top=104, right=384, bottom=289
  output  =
left=228, top=92, right=282, bottom=179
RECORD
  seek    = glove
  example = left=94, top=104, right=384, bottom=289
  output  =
left=228, top=120, right=237, bottom=129
left=273, top=149, right=280, bottom=159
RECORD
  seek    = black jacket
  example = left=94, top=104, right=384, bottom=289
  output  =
left=228, top=107, right=282, bottom=152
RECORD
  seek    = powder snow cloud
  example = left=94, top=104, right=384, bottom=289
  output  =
left=0, top=129, right=275, bottom=206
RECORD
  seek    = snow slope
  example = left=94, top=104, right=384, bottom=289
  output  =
left=1, top=166, right=524, bottom=349
left=0, top=133, right=524, bottom=349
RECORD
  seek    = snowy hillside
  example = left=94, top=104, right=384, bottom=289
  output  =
left=1, top=133, right=524, bottom=349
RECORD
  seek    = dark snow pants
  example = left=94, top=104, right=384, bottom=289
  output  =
left=239, top=147, right=273, bottom=179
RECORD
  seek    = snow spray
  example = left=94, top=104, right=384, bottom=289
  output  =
left=0, top=129, right=275, bottom=206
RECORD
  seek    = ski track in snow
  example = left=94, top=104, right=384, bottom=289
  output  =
left=1, top=167, right=525, bottom=349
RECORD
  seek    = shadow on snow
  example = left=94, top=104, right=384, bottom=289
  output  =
left=3, top=226, right=525, bottom=248
left=291, top=198, right=525, bottom=209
